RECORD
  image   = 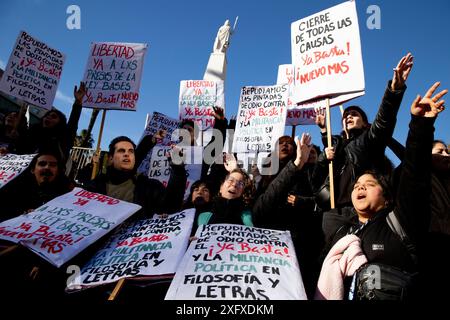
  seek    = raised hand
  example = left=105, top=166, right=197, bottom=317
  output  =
left=74, top=81, right=87, bottom=105
left=169, top=144, right=185, bottom=165
left=315, top=114, right=326, bottom=133
left=410, top=82, right=447, bottom=118
left=153, top=129, right=167, bottom=144
left=224, top=152, right=238, bottom=172
left=294, top=133, right=312, bottom=168
left=213, top=106, right=225, bottom=120
left=391, top=53, right=414, bottom=91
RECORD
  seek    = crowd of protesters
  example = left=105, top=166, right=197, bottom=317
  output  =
left=0, top=53, right=449, bottom=301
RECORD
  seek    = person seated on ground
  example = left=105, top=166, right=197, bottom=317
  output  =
left=66, top=136, right=186, bottom=302
left=195, top=167, right=254, bottom=228
left=183, top=179, right=213, bottom=235
left=85, top=136, right=185, bottom=217
left=0, top=149, right=74, bottom=221
left=315, top=53, right=413, bottom=209
left=0, top=149, right=75, bottom=301
left=317, top=82, right=447, bottom=300
left=253, top=134, right=325, bottom=299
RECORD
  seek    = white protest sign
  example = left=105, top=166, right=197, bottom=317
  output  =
left=179, top=80, right=225, bottom=130
left=0, top=188, right=141, bottom=267
left=139, top=112, right=180, bottom=146
left=82, top=42, right=148, bottom=110
left=0, top=154, right=35, bottom=189
left=232, top=84, right=288, bottom=153
left=0, top=31, right=65, bottom=110
left=291, top=1, right=364, bottom=103
left=136, top=149, right=153, bottom=176
left=277, top=64, right=365, bottom=125
left=277, top=64, right=295, bottom=108
left=148, top=145, right=202, bottom=200
left=285, top=91, right=364, bottom=126
left=67, top=209, right=195, bottom=290
left=165, top=224, right=307, bottom=300
left=286, top=100, right=326, bottom=126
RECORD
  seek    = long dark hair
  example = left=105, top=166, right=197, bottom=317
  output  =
left=184, top=179, right=213, bottom=209
left=40, top=109, right=67, bottom=133
left=354, top=170, right=394, bottom=209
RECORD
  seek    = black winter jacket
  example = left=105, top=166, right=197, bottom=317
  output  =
left=318, top=81, right=406, bottom=207
left=322, top=115, right=434, bottom=276
left=253, top=160, right=325, bottom=298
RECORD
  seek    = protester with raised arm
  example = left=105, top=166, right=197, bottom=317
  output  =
left=316, top=83, right=447, bottom=300
left=315, top=53, right=413, bottom=209
left=253, top=133, right=326, bottom=298
left=25, top=82, right=86, bottom=164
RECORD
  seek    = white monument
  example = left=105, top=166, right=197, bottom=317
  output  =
left=204, top=18, right=237, bottom=81
left=213, top=20, right=232, bottom=54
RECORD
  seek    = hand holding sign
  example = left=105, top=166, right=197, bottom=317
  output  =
left=287, top=194, right=299, bottom=207
left=391, top=53, right=414, bottom=91
left=153, top=129, right=167, bottom=145
left=294, top=133, right=312, bottom=168
left=325, top=146, right=335, bottom=161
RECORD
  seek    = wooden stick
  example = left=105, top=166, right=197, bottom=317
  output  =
left=91, top=109, right=107, bottom=180
left=325, top=98, right=335, bottom=209
left=0, top=244, right=19, bottom=257
left=200, top=130, right=204, bottom=147
left=339, top=105, right=344, bottom=117
left=108, top=278, right=126, bottom=301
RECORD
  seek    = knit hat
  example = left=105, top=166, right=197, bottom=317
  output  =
left=342, top=105, right=369, bottom=124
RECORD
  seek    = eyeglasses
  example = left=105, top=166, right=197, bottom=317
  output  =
left=225, top=176, right=245, bottom=189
